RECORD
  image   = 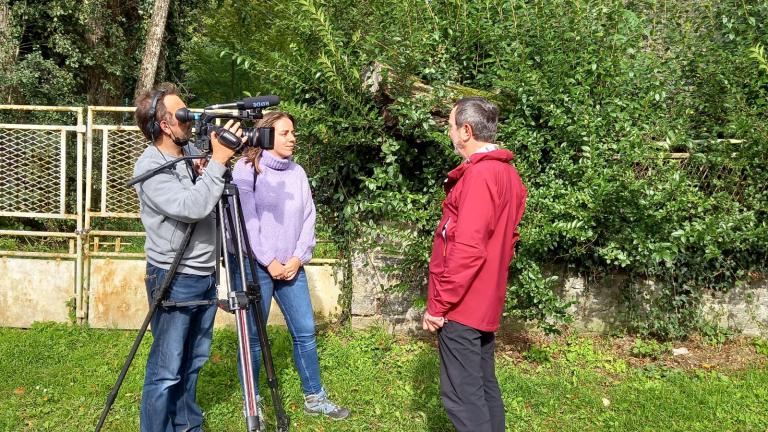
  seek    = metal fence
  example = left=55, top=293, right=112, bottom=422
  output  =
left=0, top=105, right=148, bottom=323
left=0, top=105, right=336, bottom=327
left=0, top=105, right=86, bottom=320
left=85, top=108, right=146, bottom=257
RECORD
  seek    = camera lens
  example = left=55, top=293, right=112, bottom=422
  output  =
left=242, top=127, right=275, bottom=150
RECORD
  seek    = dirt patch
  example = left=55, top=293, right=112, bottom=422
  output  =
left=494, top=327, right=768, bottom=371
left=614, top=335, right=767, bottom=371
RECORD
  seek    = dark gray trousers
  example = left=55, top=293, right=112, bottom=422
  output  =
left=438, top=320, right=505, bottom=432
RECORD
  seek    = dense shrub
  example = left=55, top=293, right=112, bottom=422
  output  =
left=181, top=0, right=768, bottom=338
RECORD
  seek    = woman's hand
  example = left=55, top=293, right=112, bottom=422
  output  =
left=283, top=256, right=302, bottom=280
left=267, top=259, right=287, bottom=280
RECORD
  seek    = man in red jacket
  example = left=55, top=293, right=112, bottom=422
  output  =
left=423, top=97, right=526, bottom=432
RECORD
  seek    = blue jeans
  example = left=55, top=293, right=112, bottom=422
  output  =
left=227, top=254, right=323, bottom=396
left=140, top=263, right=218, bottom=432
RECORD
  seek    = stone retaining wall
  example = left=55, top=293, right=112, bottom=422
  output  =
left=349, top=253, right=768, bottom=336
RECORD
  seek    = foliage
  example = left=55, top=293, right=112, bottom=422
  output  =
left=698, top=322, right=735, bottom=346
left=2, top=0, right=767, bottom=337
left=630, top=338, right=672, bottom=359
left=0, top=0, right=138, bottom=105
left=752, top=337, right=768, bottom=357
left=0, top=0, right=211, bottom=106
left=522, top=345, right=552, bottom=364
left=178, top=0, right=768, bottom=338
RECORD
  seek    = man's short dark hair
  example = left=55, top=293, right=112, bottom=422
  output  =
left=134, top=82, right=181, bottom=142
left=453, top=97, right=499, bottom=143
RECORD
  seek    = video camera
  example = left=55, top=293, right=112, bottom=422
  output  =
left=175, top=95, right=280, bottom=154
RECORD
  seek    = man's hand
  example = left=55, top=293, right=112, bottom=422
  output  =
left=283, top=256, right=301, bottom=280
left=210, top=119, right=242, bottom=165
left=267, top=259, right=287, bottom=280
left=422, top=311, right=446, bottom=333
left=193, top=157, right=208, bottom=175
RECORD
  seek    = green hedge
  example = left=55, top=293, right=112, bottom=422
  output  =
left=180, top=0, right=768, bottom=338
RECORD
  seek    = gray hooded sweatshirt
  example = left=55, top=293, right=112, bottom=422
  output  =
left=133, top=144, right=226, bottom=275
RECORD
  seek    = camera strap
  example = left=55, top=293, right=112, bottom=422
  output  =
left=184, top=158, right=199, bottom=184
left=182, top=146, right=199, bottom=184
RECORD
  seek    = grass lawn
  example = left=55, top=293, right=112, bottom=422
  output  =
left=0, top=322, right=766, bottom=431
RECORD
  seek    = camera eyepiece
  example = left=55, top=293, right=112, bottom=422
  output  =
left=175, top=108, right=198, bottom=123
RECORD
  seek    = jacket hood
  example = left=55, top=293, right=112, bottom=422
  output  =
left=469, top=148, right=515, bottom=164
left=444, top=149, right=516, bottom=192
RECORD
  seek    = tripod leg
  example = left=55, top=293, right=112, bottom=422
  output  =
left=225, top=184, right=290, bottom=431
left=95, top=222, right=197, bottom=432
left=219, top=196, right=263, bottom=432
left=246, top=284, right=291, bottom=432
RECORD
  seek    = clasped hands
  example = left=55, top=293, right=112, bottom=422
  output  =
left=267, top=256, right=302, bottom=280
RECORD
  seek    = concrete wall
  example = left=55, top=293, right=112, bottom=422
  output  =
left=3, top=254, right=767, bottom=337
left=0, top=257, right=74, bottom=327
left=558, top=273, right=768, bottom=336
left=348, top=253, right=768, bottom=336
left=87, top=258, right=342, bottom=329
left=0, top=256, right=341, bottom=329
left=349, top=250, right=422, bottom=332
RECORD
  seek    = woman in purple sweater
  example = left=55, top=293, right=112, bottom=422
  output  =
left=229, top=111, right=349, bottom=426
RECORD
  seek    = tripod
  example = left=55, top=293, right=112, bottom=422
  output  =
left=218, top=171, right=289, bottom=432
left=95, top=155, right=289, bottom=432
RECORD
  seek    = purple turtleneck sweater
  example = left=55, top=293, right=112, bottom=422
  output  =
left=231, top=150, right=316, bottom=266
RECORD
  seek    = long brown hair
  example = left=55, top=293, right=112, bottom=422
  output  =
left=242, top=111, right=296, bottom=173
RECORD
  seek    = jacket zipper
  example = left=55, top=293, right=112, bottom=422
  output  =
left=441, top=218, right=450, bottom=256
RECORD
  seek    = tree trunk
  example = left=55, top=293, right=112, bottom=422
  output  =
left=84, top=0, right=107, bottom=105
left=0, top=2, right=10, bottom=60
left=134, top=0, right=171, bottom=100
left=0, top=0, right=18, bottom=103
left=0, top=1, right=8, bottom=44
left=362, top=61, right=514, bottom=127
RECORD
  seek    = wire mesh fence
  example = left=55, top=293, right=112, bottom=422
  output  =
left=102, top=129, right=146, bottom=214
left=86, top=107, right=146, bottom=219
left=0, top=105, right=86, bottom=321
left=0, top=129, right=67, bottom=214
left=0, top=106, right=83, bottom=219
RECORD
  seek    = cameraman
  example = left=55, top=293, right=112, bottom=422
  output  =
left=132, top=82, right=241, bottom=432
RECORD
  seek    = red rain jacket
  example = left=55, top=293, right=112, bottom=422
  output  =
left=427, top=149, right=527, bottom=332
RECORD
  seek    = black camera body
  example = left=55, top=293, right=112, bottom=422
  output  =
left=175, top=95, right=280, bottom=154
